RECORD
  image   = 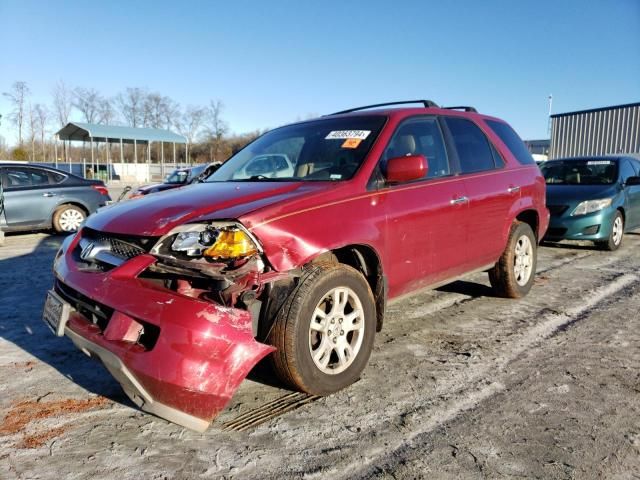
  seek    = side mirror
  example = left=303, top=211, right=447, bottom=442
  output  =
left=625, top=176, right=640, bottom=186
left=385, top=154, right=428, bottom=184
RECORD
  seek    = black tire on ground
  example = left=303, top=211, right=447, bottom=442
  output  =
left=268, top=263, right=376, bottom=396
left=489, top=221, right=537, bottom=299
left=598, top=210, right=624, bottom=251
left=52, top=204, right=86, bottom=233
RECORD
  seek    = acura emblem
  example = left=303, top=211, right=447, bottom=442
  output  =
left=80, top=242, right=95, bottom=260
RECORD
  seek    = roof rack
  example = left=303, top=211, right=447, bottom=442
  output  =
left=330, top=100, right=439, bottom=115
left=443, top=106, right=478, bottom=113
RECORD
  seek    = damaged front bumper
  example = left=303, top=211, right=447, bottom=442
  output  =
left=51, top=233, right=275, bottom=432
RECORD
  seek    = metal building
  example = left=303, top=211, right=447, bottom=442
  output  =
left=549, top=102, right=640, bottom=159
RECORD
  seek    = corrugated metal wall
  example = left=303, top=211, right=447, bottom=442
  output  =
left=549, top=103, right=640, bottom=159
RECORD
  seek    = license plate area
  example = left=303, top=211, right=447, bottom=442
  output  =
left=43, top=290, right=74, bottom=336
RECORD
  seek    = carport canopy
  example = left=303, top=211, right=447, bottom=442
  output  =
left=54, top=122, right=188, bottom=182
left=55, top=122, right=186, bottom=145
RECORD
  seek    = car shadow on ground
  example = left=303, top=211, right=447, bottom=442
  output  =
left=436, top=279, right=495, bottom=298
left=0, top=233, right=133, bottom=407
left=540, top=240, right=602, bottom=251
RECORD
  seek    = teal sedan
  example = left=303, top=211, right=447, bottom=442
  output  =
left=542, top=155, right=640, bottom=250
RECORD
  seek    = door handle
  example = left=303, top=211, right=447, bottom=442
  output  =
left=450, top=196, right=469, bottom=205
left=42, top=192, right=57, bottom=197
left=508, top=185, right=520, bottom=193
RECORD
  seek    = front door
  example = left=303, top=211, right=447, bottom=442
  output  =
left=378, top=116, right=469, bottom=298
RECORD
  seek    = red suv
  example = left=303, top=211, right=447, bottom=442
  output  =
left=44, top=100, right=549, bottom=431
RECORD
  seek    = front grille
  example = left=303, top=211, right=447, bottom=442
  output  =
left=77, top=228, right=158, bottom=268
left=97, top=235, right=146, bottom=259
left=547, top=205, right=569, bottom=216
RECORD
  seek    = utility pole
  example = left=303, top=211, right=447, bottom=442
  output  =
left=547, top=94, right=553, bottom=136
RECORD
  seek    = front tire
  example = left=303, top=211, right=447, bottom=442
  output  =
left=268, top=263, right=376, bottom=396
left=489, top=221, right=537, bottom=298
left=599, top=211, right=624, bottom=251
left=53, top=204, right=86, bottom=233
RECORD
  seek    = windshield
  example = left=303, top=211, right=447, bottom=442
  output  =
left=206, top=116, right=386, bottom=182
left=541, top=159, right=618, bottom=185
left=166, top=170, right=189, bottom=184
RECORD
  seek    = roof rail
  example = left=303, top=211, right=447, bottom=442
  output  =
left=443, top=106, right=478, bottom=113
left=330, top=100, right=439, bottom=115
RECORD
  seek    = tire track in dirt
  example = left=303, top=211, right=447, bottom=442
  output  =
left=331, top=272, right=639, bottom=480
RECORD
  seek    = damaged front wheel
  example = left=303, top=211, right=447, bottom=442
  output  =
left=268, top=263, right=376, bottom=396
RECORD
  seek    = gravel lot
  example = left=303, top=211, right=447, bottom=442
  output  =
left=1, top=231, right=639, bottom=479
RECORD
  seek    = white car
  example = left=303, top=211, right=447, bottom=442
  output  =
left=231, top=154, right=294, bottom=179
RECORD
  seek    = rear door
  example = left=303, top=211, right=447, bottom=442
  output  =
left=378, top=116, right=469, bottom=296
left=1, top=166, right=65, bottom=227
left=442, top=117, right=515, bottom=269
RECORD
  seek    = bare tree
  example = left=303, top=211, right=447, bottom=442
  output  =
left=98, top=97, right=117, bottom=124
left=27, top=103, right=37, bottom=161
left=2, top=81, right=30, bottom=146
left=205, top=100, right=228, bottom=162
left=143, top=93, right=176, bottom=129
left=177, top=106, right=206, bottom=162
left=73, top=87, right=103, bottom=123
left=34, top=104, right=49, bottom=161
left=117, top=87, right=146, bottom=127
left=52, top=80, right=73, bottom=128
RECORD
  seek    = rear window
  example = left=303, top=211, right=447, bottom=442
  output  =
left=485, top=120, right=536, bottom=165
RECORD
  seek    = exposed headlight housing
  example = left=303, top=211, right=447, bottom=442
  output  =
left=154, top=222, right=260, bottom=260
left=570, top=198, right=612, bottom=216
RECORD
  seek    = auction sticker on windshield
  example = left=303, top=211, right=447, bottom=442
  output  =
left=325, top=130, right=371, bottom=140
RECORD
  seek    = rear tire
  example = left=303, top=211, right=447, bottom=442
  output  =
left=53, top=204, right=86, bottom=233
left=489, top=221, right=537, bottom=298
left=599, top=211, right=624, bottom=251
left=268, top=263, right=376, bottom=396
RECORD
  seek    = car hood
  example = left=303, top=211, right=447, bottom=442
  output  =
left=546, top=184, right=619, bottom=205
left=85, top=181, right=330, bottom=236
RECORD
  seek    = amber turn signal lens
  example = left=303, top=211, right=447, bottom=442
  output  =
left=203, top=229, right=257, bottom=259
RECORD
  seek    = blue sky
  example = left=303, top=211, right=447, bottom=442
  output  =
left=1, top=0, right=639, bottom=144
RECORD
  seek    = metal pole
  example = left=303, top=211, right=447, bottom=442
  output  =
left=173, top=142, right=176, bottom=166
left=54, top=135, right=58, bottom=169
left=90, top=137, right=94, bottom=179
left=547, top=94, right=553, bottom=136
left=147, top=141, right=151, bottom=182
left=120, top=138, right=124, bottom=182
left=161, top=141, right=164, bottom=178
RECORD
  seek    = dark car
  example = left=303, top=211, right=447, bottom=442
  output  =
left=542, top=155, right=640, bottom=250
left=0, top=163, right=111, bottom=233
left=130, top=164, right=208, bottom=198
left=46, top=100, right=548, bottom=431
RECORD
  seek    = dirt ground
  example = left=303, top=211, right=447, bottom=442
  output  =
left=0, top=231, right=639, bottom=479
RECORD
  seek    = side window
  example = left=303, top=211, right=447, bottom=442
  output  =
left=485, top=119, right=536, bottom=165
left=4, top=168, right=33, bottom=188
left=29, top=169, right=50, bottom=186
left=620, top=159, right=636, bottom=183
left=445, top=117, right=497, bottom=173
left=382, top=117, right=450, bottom=180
